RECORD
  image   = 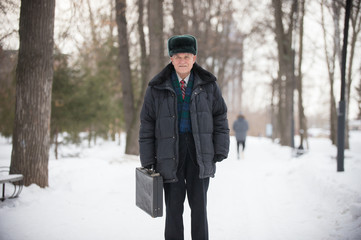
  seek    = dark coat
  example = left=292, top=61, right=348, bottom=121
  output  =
left=139, top=63, right=230, bottom=183
left=233, top=117, right=249, bottom=141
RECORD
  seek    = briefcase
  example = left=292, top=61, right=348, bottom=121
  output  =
left=135, top=167, right=163, bottom=218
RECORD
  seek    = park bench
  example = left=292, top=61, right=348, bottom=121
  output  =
left=0, top=167, right=24, bottom=201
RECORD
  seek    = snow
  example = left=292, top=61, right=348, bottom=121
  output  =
left=1, top=132, right=361, bottom=240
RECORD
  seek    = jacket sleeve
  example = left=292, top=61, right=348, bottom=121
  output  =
left=212, top=82, right=230, bottom=161
left=139, top=87, right=156, bottom=167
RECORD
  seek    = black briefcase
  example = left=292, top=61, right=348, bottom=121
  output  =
left=135, top=167, right=163, bottom=218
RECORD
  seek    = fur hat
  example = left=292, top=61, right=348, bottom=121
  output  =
left=167, top=34, right=197, bottom=57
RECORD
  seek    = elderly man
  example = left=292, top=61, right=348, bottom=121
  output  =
left=139, top=34, right=229, bottom=240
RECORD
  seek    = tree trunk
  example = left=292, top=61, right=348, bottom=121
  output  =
left=54, top=128, right=59, bottom=160
left=297, top=0, right=308, bottom=149
left=272, top=0, right=297, bottom=147
left=234, top=39, right=244, bottom=113
left=216, top=15, right=232, bottom=89
left=271, top=77, right=278, bottom=141
left=357, top=72, right=361, bottom=119
left=330, top=88, right=338, bottom=145
left=115, top=0, right=138, bottom=155
left=132, top=0, right=164, bottom=155
left=321, top=0, right=340, bottom=145
left=119, top=0, right=166, bottom=155
left=86, top=0, right=99, bottom=47
left=148, top=0, right=164, bottom=78
left=345, top=0, right=361, bottom=149
left=172, top=0, right=186, bottom=35
left=10, top=0, right=55, bottom=188
left=116, top=0, right=164, bottom=155
left=137, top=0, right=148, bottom=91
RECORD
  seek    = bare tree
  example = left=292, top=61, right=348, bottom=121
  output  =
left=137, top=0, right=149, bottom=93
left=0, top=0, right=19, bottom=48
left=356, top=64, right=361, bottom=119
left=172, top=0, right=187, bottom=34
left=115, top=0, right=138, bottom=154
left=271, top=0, right=298, bottom=147
left=345, top=0, right=361, bottom=148
left=321, top=0, right=343, bottom=145
left=10, top=0, right=56, bottom=187
left=115, top=0, right=164, bottom=155
left=148, top=0, right=165, bottom=77
left=325, top=0, right=339, bottom=145
left=296, top=0, right=308, bottom=149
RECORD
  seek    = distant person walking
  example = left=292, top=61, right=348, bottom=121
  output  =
left=233, top=113, right=249, bottom=159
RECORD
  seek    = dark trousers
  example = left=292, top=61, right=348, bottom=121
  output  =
left=164, top=133, right=210, bottom=240
left=236, top=140, right=246, bottom=154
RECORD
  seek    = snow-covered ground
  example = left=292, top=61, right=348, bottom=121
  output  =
left=0, top=132, right=361, bottom=240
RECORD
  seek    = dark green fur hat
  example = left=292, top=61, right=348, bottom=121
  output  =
left=167, top=34, right=197, bottom=57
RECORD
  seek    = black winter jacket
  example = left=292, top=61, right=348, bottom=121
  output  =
left=139, top=63, right=229, bottom=183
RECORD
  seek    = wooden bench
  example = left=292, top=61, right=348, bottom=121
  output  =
left=0, top=167, right=24, bottom=201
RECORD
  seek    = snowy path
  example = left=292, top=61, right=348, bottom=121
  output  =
left=209, top=136, right=361, bottom=240
left=0, top=134, right=361, bottom=240
left=210, top=138, right=330, bottom=240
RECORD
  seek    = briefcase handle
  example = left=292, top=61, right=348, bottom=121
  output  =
left=141, top=167, right=161, bottom=177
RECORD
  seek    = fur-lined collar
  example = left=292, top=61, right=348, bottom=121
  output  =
left=149, top=62, right=217, bottom=87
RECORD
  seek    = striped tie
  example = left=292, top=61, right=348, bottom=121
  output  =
left=180, top=80, right=186, bottom=99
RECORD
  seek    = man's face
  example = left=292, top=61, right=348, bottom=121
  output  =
left=171, top=53, right=196, bottom=78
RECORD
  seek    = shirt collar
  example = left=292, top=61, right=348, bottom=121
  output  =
left=176, top=73, right=190, bottom=85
